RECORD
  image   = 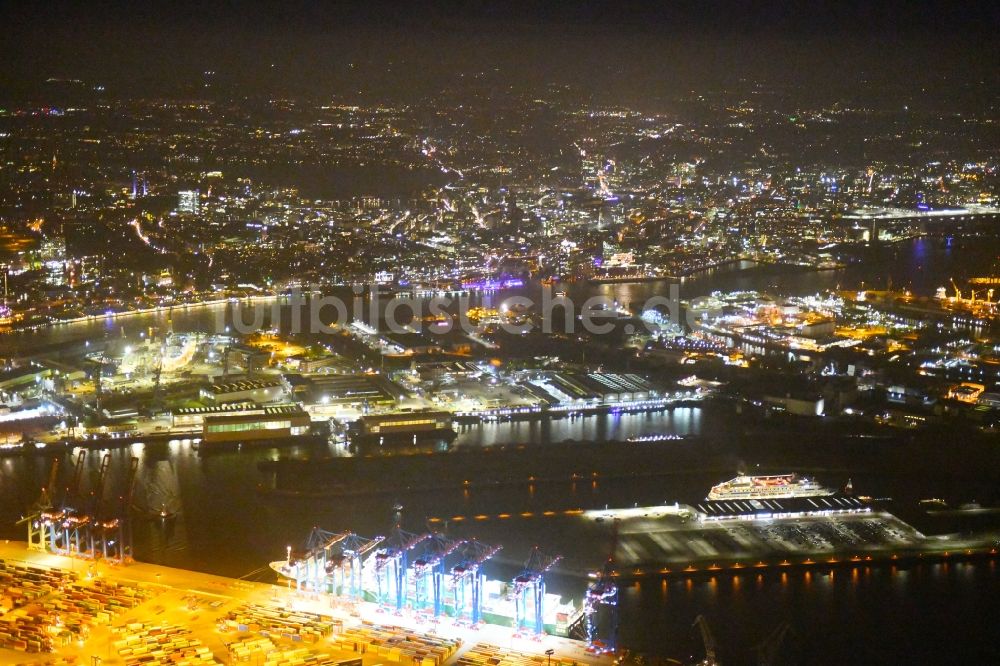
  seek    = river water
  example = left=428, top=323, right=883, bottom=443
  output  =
left=1, top=237, right=999, bottom=663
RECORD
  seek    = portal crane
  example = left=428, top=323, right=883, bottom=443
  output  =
left=81, top=453, right=112, bottom=557
left=411, top=533, right=464, bottom=617
left=329, top=532, right=384, bottom=599
left=288, top=528, right=384, bottom=598
left=92, top=456, right=139, bottom=561
left=291, top=527, right=351, bottom=591
left=511, top=547, right=563, bottom=636
left=119, top=455, right=140, bottom=560
left=584, top=524, right=619, bottom=654
left=449, top=539, right=501, bottom=625
left=373, top=526, right=429, bottom=612
left=40, top=450, right=86, bottom=554
left=21, top=457, right=60, bottom=550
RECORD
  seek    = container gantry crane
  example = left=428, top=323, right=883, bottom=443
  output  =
left=21, top=457, right=59, bottom=551
left=411, top=533, right=465, bottom=617
left=290, top=527, right=351, bottom=592
left=288, top=528, right=385, bottom=598
left=39, top=449, right=86, bottom=554
left=373, top=526, right=429, bottom=612
left=331, top=532, right=384, bottom=599
left=81, top=453, right=112, bottom=558
left=91, top=456, right=139, bottom=561
left=584, top=525, right=619, bottom=654
left=511, top=547, right=563, bottom=637
left=449, top=539, right=502, bottom=626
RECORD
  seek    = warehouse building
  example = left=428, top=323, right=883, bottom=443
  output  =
left=200, top=378, right=287, bottom=404
left=201, top=404, right=310, bottom=443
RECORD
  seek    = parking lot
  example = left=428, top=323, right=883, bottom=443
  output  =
left=609, top=511, right=928, bottom=567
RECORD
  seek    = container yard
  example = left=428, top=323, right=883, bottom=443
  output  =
left=0, top=542, right=606, bottom=666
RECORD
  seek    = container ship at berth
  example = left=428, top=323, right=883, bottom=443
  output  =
left=269, top=558, right=578, bottom=635
left=708, top=473, right=833, bottom=500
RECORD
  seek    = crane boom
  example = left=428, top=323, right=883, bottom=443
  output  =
left=123, top=456, right=140, bottom=509
left=38, top=457, right=60, bottom=510
left=755, top=622, right=792, bottom=666
left=90, top=452, right=111, bottom=515
left=949, top=277, right=961, bottom=300
left=65, top=449, right=87, bottom=507
left=693, top=615, right=717, bottom=665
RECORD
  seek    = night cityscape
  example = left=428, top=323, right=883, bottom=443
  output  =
left=1, top=2, right=999, bottom=664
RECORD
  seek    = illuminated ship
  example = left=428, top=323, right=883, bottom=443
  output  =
left=268, top=557, right=577, bottom=634
left=626, top=433, right=686, bottom=443
left=707, top=474, right=832, bottom=500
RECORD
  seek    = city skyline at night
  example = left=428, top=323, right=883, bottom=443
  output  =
left=1, top=2, right=999, bottom=664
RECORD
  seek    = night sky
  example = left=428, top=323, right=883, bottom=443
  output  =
left=2, top=0, right=998, bottom=103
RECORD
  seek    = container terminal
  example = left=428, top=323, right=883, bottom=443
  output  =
left=0, top=541, right=607, bottom=666
left=7, top=458, right=999, bottom=665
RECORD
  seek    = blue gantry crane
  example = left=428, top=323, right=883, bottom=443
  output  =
left=584, top=525, right=619, bottom=654
left=289, top=527, right=347, bottom=591
left=450, top=539, right=502, bottom=625
left=511, top=547, right=562, bottom=636
left=373, top=526, right=429, bottom=612
left=411, top=533, right=465, bottom=617
left=330, top=532, right=385, bottom=599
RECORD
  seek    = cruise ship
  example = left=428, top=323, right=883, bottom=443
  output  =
left=708, top=474, right=832, bottom=500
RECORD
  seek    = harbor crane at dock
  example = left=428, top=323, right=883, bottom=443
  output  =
left=290, top=528, right=353, bottom=591
left=82, top=453, right=112, bottom=557
left=373, top=525, right=429, bottom=612
left=450, top=539, right=502, bottom=625
left=38, top=450, right=87, bottom=555
left=289, top=528, right=384, bottom=598
left=511, top=547, right=563, bottom=637
left=411, top=533, right=465, bottom=617
left=21, top=457, right=59, bottom=551
left=90, top=456, right=139, bottom=562
left=584, top=522, right=619, bottom=654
